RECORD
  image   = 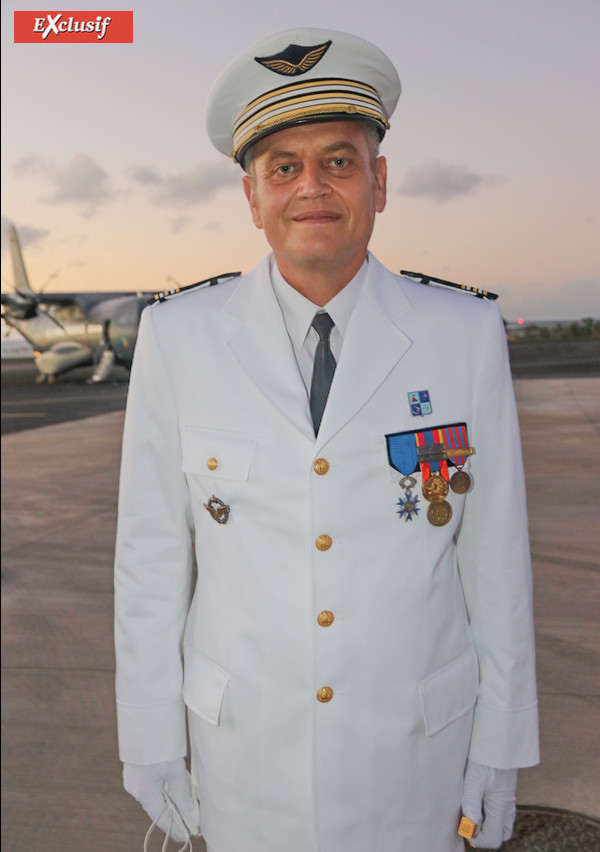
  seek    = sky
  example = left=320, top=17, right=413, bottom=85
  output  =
left=1, top=0, right=599, bottom=322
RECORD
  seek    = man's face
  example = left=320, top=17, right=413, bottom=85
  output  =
left=242, top=121, right=387, bottom=279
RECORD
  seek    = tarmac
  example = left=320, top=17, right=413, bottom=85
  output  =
left=1, top=376, right=599, bottom=852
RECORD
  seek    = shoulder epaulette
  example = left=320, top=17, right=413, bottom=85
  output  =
left=150, top=272, right=242, bottom=304
left=400, top=270, right=498, bottom=301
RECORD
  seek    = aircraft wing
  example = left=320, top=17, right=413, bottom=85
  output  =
left=27, top=291, right=154, bottom=309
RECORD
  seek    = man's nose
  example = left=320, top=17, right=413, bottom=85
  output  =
left=298, top=163, right=330, bottom=198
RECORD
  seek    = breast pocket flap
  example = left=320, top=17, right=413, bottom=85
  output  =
left=182, top=426, right=257, bottom=480
left=183, top=645, right=229, bottom=726
left=418, top=645, right=479, bottom=736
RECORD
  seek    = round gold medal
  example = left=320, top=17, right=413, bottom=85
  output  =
left=427, top=500, right=453, bottom=527
left=422, top=472, right=449, bottom=503
left=450, top=470, right=471, bottom=494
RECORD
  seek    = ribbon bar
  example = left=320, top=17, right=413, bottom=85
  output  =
left=442, top=423, right=472, bottom=467
left=386, top=422, right=472, bottom=477
left=417, top=444, right=476, bottom=463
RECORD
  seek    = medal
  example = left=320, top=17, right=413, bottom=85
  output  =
left=386, top=422, right=474, bottom=527
left=386, top=434, right=421, bottom=522
left=427, top=500, right=453, bottom=527
left=416, top=429, right=453, bottom=527
left=397, top=474, right=420, bottom=521
left=450, top=469, right=471, bottom=494
left=422, top=470, right=449, bottom=502
left=442, top=423, right=473, bottom=494
left=422, top=471, right=452, bottom=526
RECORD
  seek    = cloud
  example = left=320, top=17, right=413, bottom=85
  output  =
left=130, top=162, right=239, bottom=207
left=399, top=161, right=496, bottom=203
left=44, top=155, right=114, bottom=209
left=169, top=215, right=193, bottom=233
left=13, top=156, right=45, bottom=178
left=13, top=154, right=116, bottom=217
left=130, top=166, right=162, bottom=186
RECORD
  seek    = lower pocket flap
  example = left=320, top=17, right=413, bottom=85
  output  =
left=183, top=645, right=229, bottom=726
left=418, top=646, right=479, bottom=736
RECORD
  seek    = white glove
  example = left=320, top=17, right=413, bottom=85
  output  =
left=461, top=760, right=518, bottom=849
left=123, top=758, right=200, bottom=845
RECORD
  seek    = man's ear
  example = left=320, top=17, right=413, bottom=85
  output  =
left=374, top=155, right=387, bottom=214
left=242, top=174, right=263, bottom=229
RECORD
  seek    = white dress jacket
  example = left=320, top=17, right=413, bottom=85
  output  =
left=114, top=253, right=538, bottom=852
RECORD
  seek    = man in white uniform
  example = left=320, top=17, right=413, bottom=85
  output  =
left=115, top=28, right=539, bottom=852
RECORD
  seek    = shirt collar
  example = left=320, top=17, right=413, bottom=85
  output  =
left=270, top=255, right=369, bottom=351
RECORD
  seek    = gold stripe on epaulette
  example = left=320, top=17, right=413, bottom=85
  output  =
left=150, top=273, right=241, bottom=304
left=400, top=270, right=499, bottom=301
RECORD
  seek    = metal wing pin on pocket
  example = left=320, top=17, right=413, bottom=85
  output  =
left=204, top=496, right=230, bottom=525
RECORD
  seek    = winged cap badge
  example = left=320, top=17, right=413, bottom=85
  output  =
left=255, top=40, right=332, bottom=76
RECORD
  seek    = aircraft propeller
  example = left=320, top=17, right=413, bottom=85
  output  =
left=2, top=280, right=67, bottom=331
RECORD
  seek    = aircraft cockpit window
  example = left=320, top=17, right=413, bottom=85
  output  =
left=40, top=303, right=86, bottom=322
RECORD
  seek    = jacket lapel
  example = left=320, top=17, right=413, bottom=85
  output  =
left=224, top=256, right=315, bottom=441
left=223, top=254, right=414, bottom=446
left=316, top=256, right=414, bottom=449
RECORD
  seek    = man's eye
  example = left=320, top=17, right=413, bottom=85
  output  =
left=331, top=157, right=348, bottom=168
left=276, top=164, right=293, bottom=175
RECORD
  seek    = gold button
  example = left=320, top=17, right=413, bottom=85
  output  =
left=207, top=458, right=218, bottom=471
left=317, top=610, right=335, bottom=627
left=316, top=686, right=334, bottom=703
left=313, top=458, right=330, bottom=475
left=315, top=534, right=332, bottom=551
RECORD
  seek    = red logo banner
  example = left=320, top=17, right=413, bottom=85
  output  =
left=14, top=11, right=133, bottom=43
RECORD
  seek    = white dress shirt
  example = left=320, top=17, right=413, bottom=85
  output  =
left=270, top=255, right=369, bottom=393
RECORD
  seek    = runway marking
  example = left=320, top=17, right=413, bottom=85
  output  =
left=1, top=412, right=46, bottom=419
left=2, top=393, right=127, bottom=407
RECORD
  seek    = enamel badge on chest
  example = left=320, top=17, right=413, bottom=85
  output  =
left=408, top=390, right=432, bottom=417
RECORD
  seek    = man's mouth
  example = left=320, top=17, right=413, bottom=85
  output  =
left=293, top=210, right=341, bottom=223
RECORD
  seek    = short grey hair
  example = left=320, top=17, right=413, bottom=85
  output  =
left=362, top=121, right=382, bottom=167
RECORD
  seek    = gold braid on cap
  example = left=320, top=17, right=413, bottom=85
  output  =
left=231, top=77, right=389, bottom=163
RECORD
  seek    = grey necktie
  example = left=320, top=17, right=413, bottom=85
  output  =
left=310, top=312, right=336, bottom=435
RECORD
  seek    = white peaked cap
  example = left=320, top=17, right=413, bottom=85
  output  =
left=205, top=27, right=401, bottom=165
